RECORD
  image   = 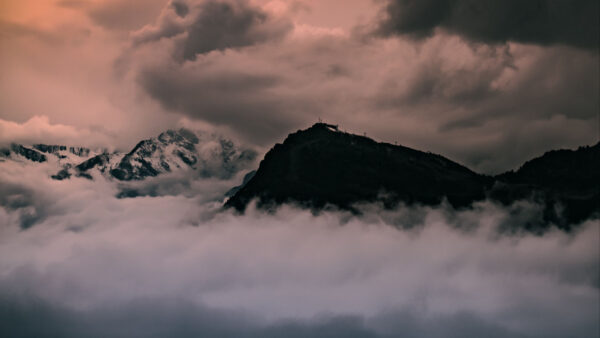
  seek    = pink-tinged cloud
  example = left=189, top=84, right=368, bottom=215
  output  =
left=0, top=0, right=598, bottom=173
left=0, top=116, right=112, bottom=148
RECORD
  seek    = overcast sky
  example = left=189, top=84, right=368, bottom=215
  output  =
left=1, top=0, right=598, bottom=173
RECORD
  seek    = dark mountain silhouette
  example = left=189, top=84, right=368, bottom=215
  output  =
left=225, top=170, right=257, bottom=198
left=226, top=123, right=491, bottom=211
left=491, top=143, right=599, bottom=229
left=226, top=123, right=599, bottom=229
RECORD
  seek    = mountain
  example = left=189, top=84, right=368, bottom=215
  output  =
left=226, top=123, right=491, bottom=211
left=107, top=128, right=256, bottom=181
left=3, top=123, right=597, bottom=229
left=0, top=143, right=97, bottom=169
left=1, top=128, right=256, bottom=182
left=6, top=144, right=49, bottom=163
left=491, top=143, right=600, bottom=227
left=226, top=123, right=599, bottom=228
left=225, top=170, right=257, bottom=198
left=0, top=143, right=92, bottom=164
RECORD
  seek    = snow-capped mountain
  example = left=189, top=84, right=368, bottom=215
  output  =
left=0, top=128, right=257, bottom=182
left=0, top=143, right=92, bottom=164
left=109, top=129, right=255, bottom=181
left=0, top=143, right=100, bottom=176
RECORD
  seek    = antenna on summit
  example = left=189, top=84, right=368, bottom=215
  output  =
left=318, top=117, right=322, bottom=123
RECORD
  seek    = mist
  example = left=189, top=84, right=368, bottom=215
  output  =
left=0, top=159, right=598, bottom=338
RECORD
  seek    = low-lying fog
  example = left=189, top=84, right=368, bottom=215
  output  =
left=0, top=160, right=598, bottom=337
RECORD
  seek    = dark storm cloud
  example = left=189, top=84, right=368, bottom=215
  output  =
left=439, top=46, right=599, bottom=128
left=123, top=0, right=598, bottom=173
left=441, top=46, right=599, bottom=172
left=371, top=39, right=599, bottom=173
left=133, top=34, right=599, bottom=171
left=180, top=0, right=291, bottom=60
left=133, top=0, right=293, bottom=61
left=377, top=43, right=599, bottom=124
left=171, top=1, right=189, bottom=18
left=137, top=64, right=304, bottom=144
left=377, top=0, right=600, bottom=50
left=375, top=45, right=513, bottom=108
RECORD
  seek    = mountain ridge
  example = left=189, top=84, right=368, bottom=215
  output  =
left=2, top=123, right=597, bottom=229
left=226, top=123, right=599, bottom=229
left=0, top=128, right=257, bottom=183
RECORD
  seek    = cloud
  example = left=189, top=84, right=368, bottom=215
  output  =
left=0, top=116, right=113, bottom=148
left=368, top=38, right=599, bottom=173
left=171, top=1, right=189, bottom=18
left=376, top=0, right=600, bottom=50
left=0, top=7, right=192, bottom=151
left=132, top=0, right=293, bottom=61
left=0, top=19, right=61, bottom=43
left=131, top=22, right=598, bottom=172
left=0, top=159, right=598, bottom=337
left=178, top=0, right=291, bottom=61
left=86, top=0, right=167, bottom=30
left=136, top=56, right=303, bottom=144
left=55, top=0, right=88, bottom=9
left=1, top=0, right=598, bottom=176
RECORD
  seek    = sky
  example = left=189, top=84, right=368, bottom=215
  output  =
left=1, top=1, right=600, bottom=337
left=1, top=0, right=598, bottom=174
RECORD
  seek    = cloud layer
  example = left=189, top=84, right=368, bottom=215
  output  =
left=0, top=116, right=113, bottom=148
left=124, top=0, right=598, bottom=172
left=0, top=158, right=598, bottom=337
left=377, top=0, right=600, bottom=50
left=1, top=0, right=598, bottom=173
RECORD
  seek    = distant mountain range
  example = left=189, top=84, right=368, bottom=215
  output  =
left=2, top=123, right=597, bottom=230
left=0, top=128, right=256, bottom=182
left=226, top=123, right=599, bottom=230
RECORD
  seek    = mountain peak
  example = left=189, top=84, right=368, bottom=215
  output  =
left=226, top=123, right=488, bottom=212
left=226, top=124, right=598, bottom=229
left=0, top=128, right=256, bottom=183
left=157, top=128, right=200, bottom=146
left=106, top=128, right=255, bottom=181
left=310, top=122, right=340, bottom=132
